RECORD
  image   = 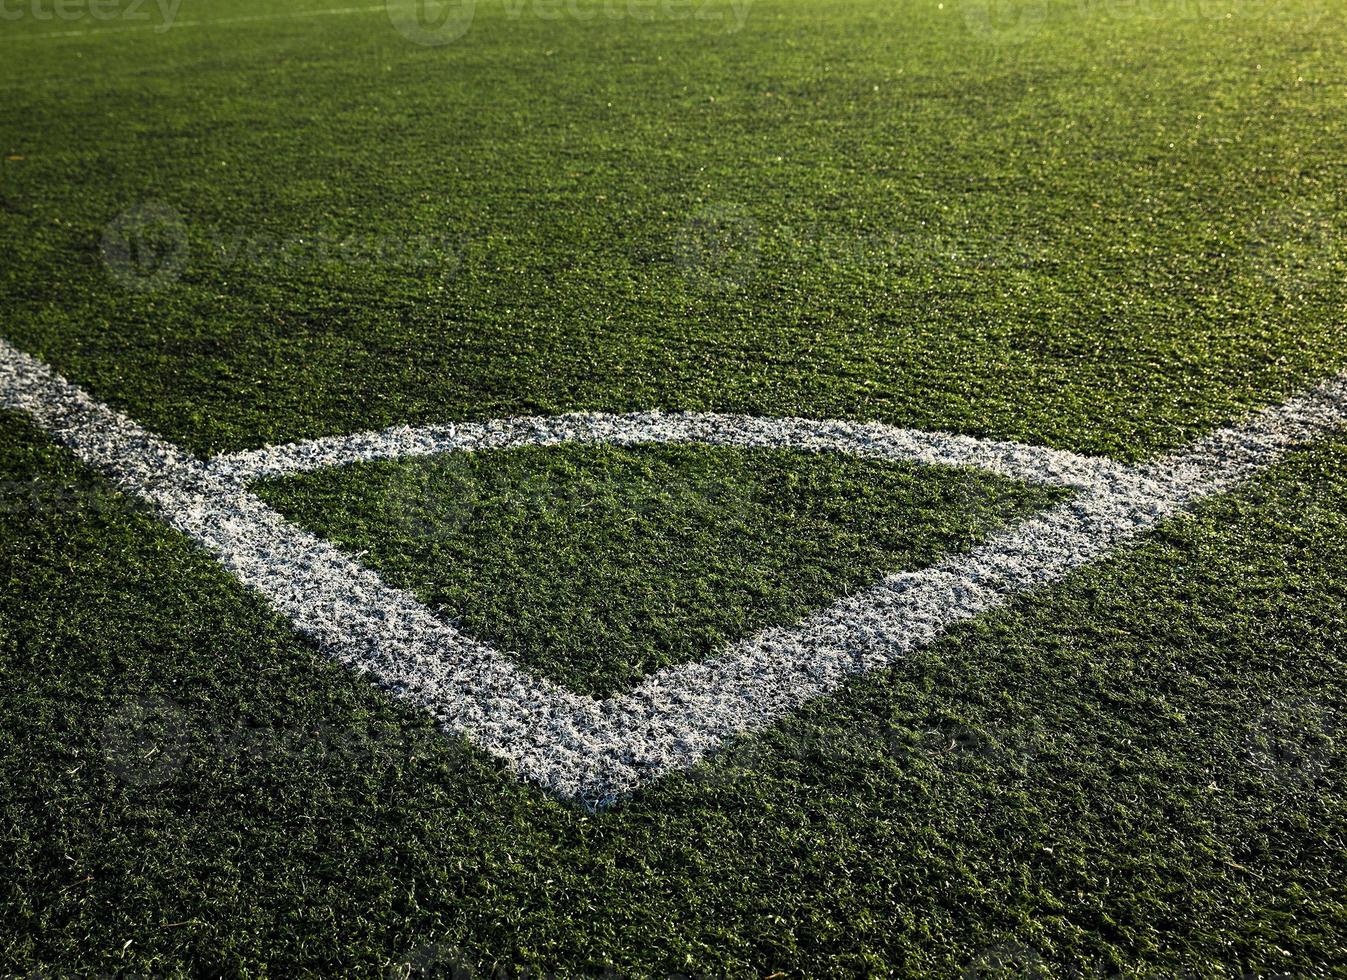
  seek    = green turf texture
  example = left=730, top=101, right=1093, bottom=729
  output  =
left=1, top=0, right=1345, bottom=461
left=3, top=409, right=1346, bottom=976
left=3, top=0, right=1347, bottom=973
left=254, top=444, right=1061, bottom=695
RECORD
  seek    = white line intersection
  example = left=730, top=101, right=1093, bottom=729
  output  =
left=3, top=335, right=1345, bottom=805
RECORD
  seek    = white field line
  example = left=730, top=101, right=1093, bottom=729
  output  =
left=3, top=335, right=1346, bottom=805
left=206, top=412, right=1134, bottom=489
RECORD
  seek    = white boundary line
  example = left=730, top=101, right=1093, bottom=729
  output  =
left=205, top=411, right=1135, bottom=489
left=3, top=334, right=1346, bottom=805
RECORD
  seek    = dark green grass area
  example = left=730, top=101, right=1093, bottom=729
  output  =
left=4, top=0, right=1347, bottom=973
left=3, top=412, right=1345, bottom=976
left=2, top=0, right=1346, bottom=460
left=253, top=444, right=1063, bottom=696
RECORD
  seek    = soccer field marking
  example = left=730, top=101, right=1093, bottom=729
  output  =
left=2, top=336, right=1345, bottom=805
left=205, top=411, right=1133, bottom=489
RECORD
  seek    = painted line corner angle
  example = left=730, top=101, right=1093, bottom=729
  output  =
left=2, top=334, right=1345, bottom=805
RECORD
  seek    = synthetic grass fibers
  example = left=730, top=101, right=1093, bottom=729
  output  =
left=3, top=0, right=1347, bottom=974
left=2, top=335, right=1346, bottom=807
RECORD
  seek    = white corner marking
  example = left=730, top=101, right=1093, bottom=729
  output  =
left=2, top=335, right=1345, bottom=804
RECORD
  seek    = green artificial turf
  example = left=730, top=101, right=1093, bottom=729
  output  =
left=3, top=0, right=1347, bottom=974
left=254, top=444, right=1062, bottom=696
left=2, top=407, right=1345, bottom=976
left=1, top=0, right=1345, bottom=461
